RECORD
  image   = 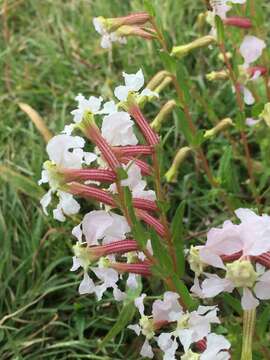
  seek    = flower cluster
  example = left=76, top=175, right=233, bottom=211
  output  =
left=189, top=209, right=270, bottom=310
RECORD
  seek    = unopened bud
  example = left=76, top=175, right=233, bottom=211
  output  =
left=226, top=260, right=258, bottom=288
left=165, top=147, right=192, bottom=182
left=204, top=118, right=233, bottom=138
left=146, top=70, right=171, bottom=91
left=154, top=76, right=172, bottom=94
left=197, top=12, right=207, bottom=29
left=206, top=70, right=228, bottom=81
left=171, top=35, right=215, bottom=58
left=116, top=25, right=155, bottom=40
left=218, top=52, right=232, bottom=62
left=260, top=103, right=270, bottom=127
left=151, top=100, right=176, bottom=131
left=223, top=17, right=252, bottom=29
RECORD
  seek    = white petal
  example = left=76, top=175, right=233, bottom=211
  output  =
left=254, top=274, right=270, bottom=300
left=53, top=204, right=66, bottom=222
left=82, top=210, right=113, bottom=245
left=246, top=117, right=260, bottom=127
left=40, top=189, right=53, bottom=215
left=58, top=191, right=80, bottom=216
left=140, top=339, right=154, bottom=359
left=70, top=256, right=81, bottom=271
left=83, top=152, right=97, bottom=165
left=72, top=223, right=83, bottom=243
left=79, top=272, right=95, bottom=294
left=99, top=100, right=118, bottom=115
left=140, top=88, right=159, bottom=98
left=123, top=69, right=144, bottom=92
left=134, top=293, right=146, bottom=316
left=240, top=35, right=266, bottom=65
left=177, top=328, right=193, bottom=352
left=128, top=324, right=141, bottom=336
left=38, top=169, right=49, bottom=185
left=127, top=273, right=139, bottom=289
left=243, top=87, right=255, bottom=105
left=201, top=274, right=234, bottom=297
left=114, top=85, right=129, bottom=101
left=113, top=286, right=126, bottom=301
left=241, top=288, right=259, bottom=310
left=199, top=248, right=225, bottom=269
left=152, top=291, right=182, bottom=323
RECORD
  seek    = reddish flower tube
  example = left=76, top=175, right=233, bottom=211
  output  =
left=113, top=145, right=154, bottom=157
left=223, top=17, right=252, bottom=29
left=60, top=168, right=116, bottom=183
left=68, top=182, right=158, bottom=212
left=136, top=209, right=166, bottom=237
left=247, top=66, right=268, bottom=78
left=110, top=262, right=152, bottom=276
left=128, top=105, right=159, bottom=145
left=116, top=12, right=150, bottom=26
left=92, top=239, right=139, bottom=257
left=83, top=123, right=120, bottom=170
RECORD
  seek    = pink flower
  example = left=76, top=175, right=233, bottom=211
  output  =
left=240, top=35, right=266, bottom=67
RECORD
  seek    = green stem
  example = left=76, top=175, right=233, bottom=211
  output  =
left=241, top=308, right=256, bottom=360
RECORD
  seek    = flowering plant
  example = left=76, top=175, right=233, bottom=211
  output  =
left=39, top=1, right=270, bottom=359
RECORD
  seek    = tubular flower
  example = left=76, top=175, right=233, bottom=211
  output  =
left=39, top=134, right=96, bottom=221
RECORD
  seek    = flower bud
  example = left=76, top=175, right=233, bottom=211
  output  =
left=165, top=147, right=192, bottom=182
left=154, top=76, right=172, bottom=94
left=204, top=118, right=233, bottom=138
left=247, top=66, right=267, bottom=78
left=218, top=52, right=232, bottom=62
left=151, top=100, right=176, bottom=132
left=206, top=70, right=228, bottom=81
left=260, top=103, right=270, bottom=127
left=224, top=17, right=252, bottom=29
left=226, top=260, right=258, bottom=288
left=116, top=25, right=155, bottom=40
left=171, top=35, right=215, bottom=58
left=146, top=70, right=171, bottom=91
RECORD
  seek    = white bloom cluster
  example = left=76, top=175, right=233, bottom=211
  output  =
left=189, top=209, right=270, bottom=310
left=128, top=292, right=230, bottom=359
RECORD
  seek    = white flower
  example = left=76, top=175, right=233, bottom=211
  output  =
left=72, top=210, right=130, bottom=246
left=242, top=86, right=255, bottom=105
left=114, top=69, right=158, bottom=102
left=152, top=291, right=182, bottom=323
left=39, top=134, right=96, bottom=221
left=240, top=35, right=266, bottom=67
left=181, top=333, right=231, bottom=360
left=198, top=208, right=270, bottom=270
left=101, top=111, right=138, bottom=146
left=192, top=262, right=270, bottom=310
left=71, top=93, right=103, bottom=124
left=109, top=162, right=156, bottom=200
left=246, top=117, right=260, bottom=127
left=93, top=18, right=126, bottom=49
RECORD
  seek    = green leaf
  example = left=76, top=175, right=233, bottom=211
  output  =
left=176, top=63, right=191, bottom=104
left=223, top=293, right=242, bottom=315
left=150, top=229, right=174, bottom=276
left=176, top=107, right=194, bottom=144
left=160, top=51, right=177, bottom=74
left=143, top=0, right=156, bottom=16
left=215, top=15, right=225, bottom=43
left=0, top=165, right=44, bottom=201
left=171, top=202, right=185, bottom=277
left=98, top=302, right=136, bottom=350
left=218, top=146, right=240, bottom=194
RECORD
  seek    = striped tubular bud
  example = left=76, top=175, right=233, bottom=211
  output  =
left=151, top=100, right=176, bottom=132
left=223, top=17, right=252, bottom=29
left=111, top=262, right=152, bottom=276
left=171, top=35, right=215, bottom=58
left=146, top=70, right=171, bottom=91
left=253, top=252, right=270, bottom=269
left=195, top=338, right=207, bottom=352
left=60, top=168, right=116, bottom=183
left=94, top=12, right=150, bottom=33
left=206, top=70, right=228, bottom=81
left=68, top=182, right=157, bottom=212
left=165, top=147, right=192, bottom=183
left=128, top=104, right=159, bottom=145
left=120, top=156, right=152, bottom=176
left=136, top=210, right=166, bottom=237
left=113, top=145, right=154, bottom=157
left=92, top=240, right=139, bottom=258
left=80, top=112, right=120, bottom=170
left=204, top=118, right=233, bottom=139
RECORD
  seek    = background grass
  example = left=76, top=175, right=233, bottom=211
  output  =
left=1, top=0, right=270, bottom=359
